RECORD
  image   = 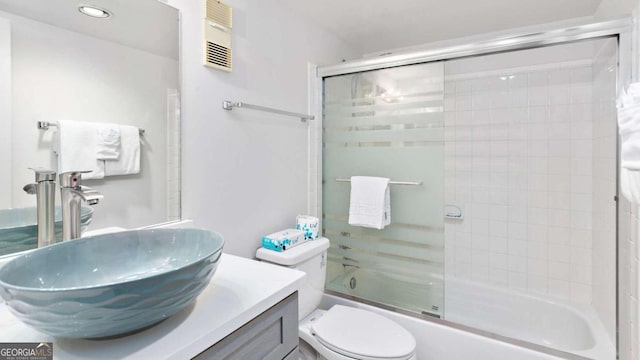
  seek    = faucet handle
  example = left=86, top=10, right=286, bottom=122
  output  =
left=29, top=167, right=56, bottom=182
left=59, top=170, right=92, bottom=187
left=22, top=183, right=37, bottom=195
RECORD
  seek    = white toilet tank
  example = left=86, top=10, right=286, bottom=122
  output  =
left=256, top=237, right=330, bottom=319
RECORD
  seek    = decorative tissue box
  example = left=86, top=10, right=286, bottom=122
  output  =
left=261, top=229, right=305, bottom=252
left=296, top=215, right=319, bottom=240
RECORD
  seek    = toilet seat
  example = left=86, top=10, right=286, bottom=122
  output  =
left=310, top=305, right=416, bottom=360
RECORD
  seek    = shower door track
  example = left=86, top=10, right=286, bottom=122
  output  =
left=317, top=18, right=631, bottom=77
left=315, top=17, right=632, bottom=360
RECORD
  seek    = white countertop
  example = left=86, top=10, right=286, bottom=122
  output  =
left=0, top=253, right=306, bottom=360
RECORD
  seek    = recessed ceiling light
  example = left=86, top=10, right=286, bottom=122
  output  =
left=78, top=5, right=111, bottom=18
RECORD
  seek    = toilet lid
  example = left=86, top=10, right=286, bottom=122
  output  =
left=311, top=305, right=416, bottom=360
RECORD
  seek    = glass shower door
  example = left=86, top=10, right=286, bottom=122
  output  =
left=322, top=62, right=445, bottom=317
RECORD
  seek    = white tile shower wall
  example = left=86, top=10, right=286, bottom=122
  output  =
left=617, top=3, right=640, bottom=358
left=444, top=59, right=597, bottom=304
left=591, top=38, right=618, bottom=343
left=618, top=3, right=640, bottom=359
left=619, top=197, right=640, bottom=360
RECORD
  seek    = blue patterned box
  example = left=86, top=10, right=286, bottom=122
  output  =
left=261, top=229, right=306, bottom=252
left=296, top=215, right=319, bottom=240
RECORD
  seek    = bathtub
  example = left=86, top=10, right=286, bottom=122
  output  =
left=325, top=269, right=614, bottom=359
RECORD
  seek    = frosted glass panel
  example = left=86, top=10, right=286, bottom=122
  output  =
left=322, top=62, right=445, bottom=317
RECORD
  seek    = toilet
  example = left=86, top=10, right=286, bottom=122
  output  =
left=256, top=237, right=418, bottom=360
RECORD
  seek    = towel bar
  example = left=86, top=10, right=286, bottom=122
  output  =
left=222, top=100, right=315, bottom=122
left=335, top=178, right=422, bottom=186
left=37, top=121, right=145, bottom=136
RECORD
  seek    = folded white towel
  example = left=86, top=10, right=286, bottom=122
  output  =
left=621, top=168, right=640, bottom=204
left=104, top=125, right=140, bottom=176
left=618, top=83, right=640, bottom=204
left=348, top=176, right=390, bottom=230
left=56, top=120, right=104, bottom=179
left=621, top=129, right=640, bottom=170
left=619, top=83, right=640, bottom=108
left=96, top=124, right=121, bottom=160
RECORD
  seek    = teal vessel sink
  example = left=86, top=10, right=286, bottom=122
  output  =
left=0, top=228, right=224, bottom=338
left=0, top=206, right=93, bottom=256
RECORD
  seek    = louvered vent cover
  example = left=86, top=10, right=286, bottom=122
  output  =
left=206, top=0, right=232, bottom=29
left=203, top=0, right=232, bottom=71
left=206, top=41, right=232, bottom=70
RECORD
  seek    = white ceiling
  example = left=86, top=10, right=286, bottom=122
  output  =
left=279, top=0, right=603, bottom=55
left=0, top=0, right=178, bottom=59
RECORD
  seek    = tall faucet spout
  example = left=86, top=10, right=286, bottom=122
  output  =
left=59, top=171, right=102, bottom=241
left=24, top=168, right=57, bottom=247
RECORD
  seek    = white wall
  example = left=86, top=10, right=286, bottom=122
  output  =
left=0, top=17, right=10, bottom=209
left=594, top=0, right=636, bottom=18
left=166, top=89, right=181, bottom=221
left=362, top=17, right=598, bottom=59
left=3, top=11, right=177, bottom=229
left=167, top=0, right=357, bottom=258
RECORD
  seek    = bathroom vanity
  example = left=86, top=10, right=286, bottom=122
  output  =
left=0, top=254, right=305, bottom=359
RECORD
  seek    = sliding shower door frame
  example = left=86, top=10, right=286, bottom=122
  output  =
left=318, top=19, right=631, bottom=78
left=312, top=17, right=633, bottom=360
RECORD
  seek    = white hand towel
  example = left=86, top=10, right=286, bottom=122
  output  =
left=348, top=176, right=391, bottom=229
left=104, top=125, right=140, bottom=176
left=56, top=120, right=104, bottom=179
left=96, top=124, right=121, bottom=160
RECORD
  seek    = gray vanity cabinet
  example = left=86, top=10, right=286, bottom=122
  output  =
left=193, top=292, right=299, bottom=360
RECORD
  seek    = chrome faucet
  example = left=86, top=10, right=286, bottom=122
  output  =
left=22, top=168, right=57, bottom=248
left=59, top=171, right=103, bottom=241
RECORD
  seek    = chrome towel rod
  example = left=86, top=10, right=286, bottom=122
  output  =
left=335, top=178, right=423, bottom=186
left=37, top=121, right=146, bottom=136
left=222, top=100, right=315, bottom=122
